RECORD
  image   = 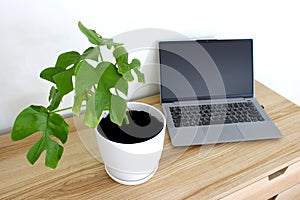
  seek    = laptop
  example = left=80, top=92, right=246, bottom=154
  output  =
left=159, top=39, right=282, bottom=146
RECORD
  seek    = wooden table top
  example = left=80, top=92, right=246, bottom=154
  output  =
left=1, top=81, right=300, bottom=199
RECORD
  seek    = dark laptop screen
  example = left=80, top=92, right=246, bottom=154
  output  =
left=159, top=39, right=253, bottom=103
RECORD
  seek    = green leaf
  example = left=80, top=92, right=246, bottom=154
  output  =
left=45, top=138, right=64, bottom=168
left=12, top=105, right=69, bottom=143
left=113, top=46, right=128, bottom=63
left=55, top=51, right=80, bottom=69
left=95, top=84, right=110, bottom=119
left=12, top=105, right=69, bottom=168
left=41, top=50, right=80, bottom=84
left=72, top=60, right=105, bottom=116
left=97, top=62, right=128, bottom=96
left=74, top=60, right=83, bottom=75
left=27, top=135, right=64, bottom=169
left=72, top=92, right=87, bottom=116
left=78, top=21, right=102, bottom=45
left=74, top=60, right=103, bottom=96
left=78, top=22, right=122, bottom=48
left=102, top=38, right=122, bottom=49
left=84, top=94, right=99, bottom=128
left=49, top=86, right=56, bottom=101
left=41, top=66, right=75, bottom=99
left=117, top=63, right=134, bottom=81
left=118, top=59, right=142, bottom=82
left=47, top=86, right=62, bottom=111
left=53, top=67, right=75, bottom=97
left=27, top=135, right=48, bottom=165
left=113, top=47, right=144, bottom=83
left=95, top=63, right=128, bottom=126
left=12, top=106, right=48, bottom=141
left=40, top=67, right=65, bottom=83
left=81, top=46, right=100, bottom=61
left=110, top=95, right=127, bottom=126
left=133, top=68, right=145, bottom=83
left=47, top=113, right=69, bottom=143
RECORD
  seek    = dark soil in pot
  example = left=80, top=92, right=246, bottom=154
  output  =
left=97, top=110, right=164, bottom=144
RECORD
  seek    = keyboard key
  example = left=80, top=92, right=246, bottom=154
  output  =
left=258, top=116, right=264, bottom=121
left=202, top=121, right=210, bottom=126
left=172, top=115, right=181, bottom=119
left=238, top=118, right=245, bottom=123
left=173, top=119, right=181, bottom=124
left=225, top=119, right=232, bottom=124
left=189, top=121, right=196, bottom=126
left=183, top=122, right=189, bottom=127
left=245, top=117, right=251, bottom=122
left=232, top=118, right=238, bottom=123
left=174, top=123, right=180, bottom=127
left=210, top=120, right=224, bottom=125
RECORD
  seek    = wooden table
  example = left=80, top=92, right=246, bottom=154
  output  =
left=1, top=81, right=300, bottom=199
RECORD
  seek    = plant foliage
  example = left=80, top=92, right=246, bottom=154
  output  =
left=11, top=22, right=145, bottom=168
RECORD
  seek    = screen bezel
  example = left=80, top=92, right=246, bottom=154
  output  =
left=159, top=39, right=254, bottom=103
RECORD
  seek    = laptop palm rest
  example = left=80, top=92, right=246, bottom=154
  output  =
left=238, top=122, right=282, bottom=140
left=170, top=125, right=243, bottom=146
left=203, top=125, right=243, bottom=144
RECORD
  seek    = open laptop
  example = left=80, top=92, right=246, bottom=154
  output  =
left=159, top=39, right=282, bottom=146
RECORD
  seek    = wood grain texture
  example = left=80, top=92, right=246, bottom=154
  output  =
left=1, top=81, right=300, bottom=199
left=277, top=182, right=300, bottom=199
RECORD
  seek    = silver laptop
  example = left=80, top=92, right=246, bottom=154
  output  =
left=159, top=39, right=282, bottom=146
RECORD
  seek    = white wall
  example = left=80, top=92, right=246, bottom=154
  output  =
left=1, top=0, right=299, bottom=133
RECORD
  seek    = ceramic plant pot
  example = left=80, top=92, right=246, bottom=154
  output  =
left=95, top=102, right=166, bottom=185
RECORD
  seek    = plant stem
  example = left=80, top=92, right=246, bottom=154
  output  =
left=99, top=46, right=104, bottom=62
left=114, top=88, right=119, bottom=96
left=52, top=106, right=73, bottom=113
left=127, top=106, right=132, bottom=117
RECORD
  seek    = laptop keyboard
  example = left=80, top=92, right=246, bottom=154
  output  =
left=169, top=101, right=264, bottom=127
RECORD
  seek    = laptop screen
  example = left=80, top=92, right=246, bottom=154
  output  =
left=159, top=39, right=253, bottom=103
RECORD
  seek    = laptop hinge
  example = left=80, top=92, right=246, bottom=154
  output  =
left=172, top=98, right=252, bottom=105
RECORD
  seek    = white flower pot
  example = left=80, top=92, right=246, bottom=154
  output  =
left=95, top=102, right=166, bottom=185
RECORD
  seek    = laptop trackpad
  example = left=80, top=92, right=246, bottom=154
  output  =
left=238, top=122, right=282, bottom=140
left=203, top=125, right=243, bottom=144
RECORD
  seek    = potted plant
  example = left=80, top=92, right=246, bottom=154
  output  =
left=11, top=22, right=166, bottom=185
